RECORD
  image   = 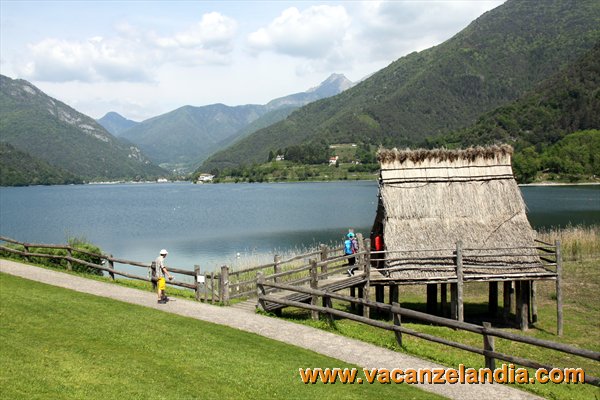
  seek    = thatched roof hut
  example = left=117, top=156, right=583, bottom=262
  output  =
left=373, top=145, right=552, bottom=283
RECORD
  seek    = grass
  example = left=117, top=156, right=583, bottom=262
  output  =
left=0, top=273, right=444, bottom=400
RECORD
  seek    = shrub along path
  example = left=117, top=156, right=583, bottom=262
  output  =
left=0, top=259, right=541, bottom=400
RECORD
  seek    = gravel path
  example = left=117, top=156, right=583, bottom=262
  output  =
left=1, top=259, right=543, bottom=400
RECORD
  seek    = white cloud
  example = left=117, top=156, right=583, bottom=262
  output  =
left=247, top=5, right=351, bottom=59
left=15, top=11, right=238, bottom=83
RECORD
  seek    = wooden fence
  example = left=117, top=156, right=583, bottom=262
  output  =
left=0, top=236, right=202, bottom=297
left=256, top=279, right=600, bottom=387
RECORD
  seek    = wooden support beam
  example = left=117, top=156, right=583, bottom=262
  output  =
left=456, top=241, right=464, bottom=322
left=376, top=285, right=384, bottom=303
left=450, top=283, right=458, bottom=320
left=489, top=281, right=498, bottom=317
left=441, top=283, right=448, bottom=318
left=503, top=281, right=512, bottom=321
left=515, top=280, right=522, bottom=328
left=531, top=280, right=538, bottom=324
left=427, top=284, right=438, bottom=315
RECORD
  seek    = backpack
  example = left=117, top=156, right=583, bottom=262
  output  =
left=149, top=261, right=157, bottom=279
left=344, top=239, right=353, bottom=255
left=351, top=238, right=359, bottom=253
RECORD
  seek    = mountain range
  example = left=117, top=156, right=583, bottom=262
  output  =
left=0, top=75, right=166, bottom=183
left=99, top=73, right=354, bottom=172
left=198, top=0, right=600, bottom=173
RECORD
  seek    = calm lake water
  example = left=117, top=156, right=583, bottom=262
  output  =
left=0, top=182, right=598, bottom=273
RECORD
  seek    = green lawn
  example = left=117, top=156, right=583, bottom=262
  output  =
left=0, top=273, right=442, bottom=400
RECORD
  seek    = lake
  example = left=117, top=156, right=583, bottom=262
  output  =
left=0, top=182, right=598, bottom=272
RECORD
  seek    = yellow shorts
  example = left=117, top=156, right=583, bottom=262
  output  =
left=158, top=277, right=166, bottom=291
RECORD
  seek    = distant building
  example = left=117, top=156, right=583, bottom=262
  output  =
left=275, top=155, right=285, bottom=161
left=329, top=156, right=339, bottom=166
left=157, top=178, right=169, bottom=183
left=197, top=174, right=214, bottom=183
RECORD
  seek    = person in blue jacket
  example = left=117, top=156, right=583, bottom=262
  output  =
left=345, top=232, right=359, bottom=276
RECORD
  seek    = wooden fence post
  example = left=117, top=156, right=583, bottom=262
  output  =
left=392, top=302, right=403, bottom=347
left=320, top=244, right=329, bottom=278
left=273, top=255, right=281, bottom=285
left=108, top=255, right=115, bottom=280
left=310, top=259, right=319, bottom=321
left=210, top=272, right=220, bottom=304
left=362, top=248, right=371, bottom=319
left=220, top=265, right=230, bottom=305
left=455, top=241, right=464, bottom=322
left=323, top=291, right=334, bottom=325
left=194, top=265, right=201, bottom=301
left=256, top=271, right=266, bottom=312
left=482, top=322, right=496, bottom=370
left=556, top=240, right=563, bottom=336
left=23, top=244, right=29, bottom=263
left=66, top=248, right=73, bottom=271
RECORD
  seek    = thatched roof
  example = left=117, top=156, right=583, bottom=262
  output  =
left=375, top=146, right=550, bottom=282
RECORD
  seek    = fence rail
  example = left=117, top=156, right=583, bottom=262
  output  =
left=257, top=279, right=600, bottom=387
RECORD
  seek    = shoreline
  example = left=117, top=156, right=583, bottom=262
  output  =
left=519, top=182, right=600, bottom=187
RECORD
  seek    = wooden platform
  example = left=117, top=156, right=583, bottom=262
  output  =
left=261, top=273, right=366, bottom=312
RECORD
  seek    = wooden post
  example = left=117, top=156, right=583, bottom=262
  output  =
left=108, top=255, right=115, bottom=280
left=482, top=322, right=496, bottom=370
left=392, top=302, right=403, bottom=347
left=204, top=272, right=209, bottom=303
left=362, top=248, right=371, bottom=319
left=211, top=272, right=215, bottom=304
left=556, top=240, right=563, bottom=336
left=320, top=244, right=329, bottom=278
left=256, top=271, right=266, bottom=312
left=427, top=284, right=438, bottom=315
left=23, top=245, right=29, bottom=262
left=441, top=283, right=448, bottom=318
left=66, top=248, right=73, bottom=271
left=376, top=285, right=384, bottom=303
left=220, top=265, right=230, bottom=305
left=531, top=281, right=538, bottom=324
left=503, top=281, right=512, bottom=321
left=456, top=241, right=464, bottom=322
left=310, top=259, right=319, bottom=321
left=489, top=281, right=498, bottom=317
left=389, top=285, right=399, bottom=320
left=450, top=283, right=458, bottom=320
left=516, top=281, right=530, bottom=331
left=273, top=255, right=281, bottom=287
left=194, top=265, right=201, bottom=301
left=350, top=286, right=356, bottom=312
left=323, top=292, right=334, bottom=325
left=515, top=280, right=522, bottom=328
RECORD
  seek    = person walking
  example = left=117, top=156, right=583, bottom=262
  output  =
left=155, top=249, right=173, bottom=304
left=345, top=232, right=359, bottom=276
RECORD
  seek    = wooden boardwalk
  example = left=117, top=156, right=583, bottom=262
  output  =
left=261, top=273, right=366, bottom=312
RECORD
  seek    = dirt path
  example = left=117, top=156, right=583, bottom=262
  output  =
left=0, top=259, right=543, bottom=400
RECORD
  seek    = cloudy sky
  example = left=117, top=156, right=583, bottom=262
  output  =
left=1, top=0, right=504, bottom=121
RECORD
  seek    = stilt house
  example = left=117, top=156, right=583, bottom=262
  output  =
left=370, top=145, right=560, bottom=329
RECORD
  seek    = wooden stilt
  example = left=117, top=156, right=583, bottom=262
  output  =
left=531, top=280, right=538, bottom=324
left=441, top=283, right=447, bottom=318
left=427, top=284, right=438, bottom=315
left=515, top=281, right=522, bottom=329
left=556, top=240, right=563, bottom=336
left=489, top=281, right=498, bottom=317
left=376, top=285, right=384, bottom=303
left=503, top=281, right=512, bottom=321
left=450, top=283, right=458, bottom=320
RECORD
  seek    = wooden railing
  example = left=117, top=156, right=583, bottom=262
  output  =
left=256, top=279, right=600, bottom=387
left=0, top=236, right=202, bottom=296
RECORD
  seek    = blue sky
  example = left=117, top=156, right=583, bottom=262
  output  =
left=1, top=0, right=504, bottom=121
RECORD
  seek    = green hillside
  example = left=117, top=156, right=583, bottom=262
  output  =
left=0, top=142, right=83, bottom=186
left=0, top=75, right=166, bottom=183
left=430, top=41, right=600, bottom=182
left=120, top=74, right=353, bottom=172
left=198, top=0, right=600, bottom=173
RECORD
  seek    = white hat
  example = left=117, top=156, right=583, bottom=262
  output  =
left=160, top=249, right=168, bottom=255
